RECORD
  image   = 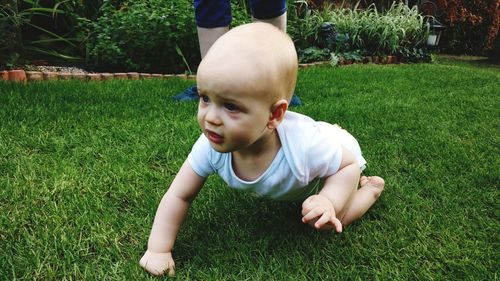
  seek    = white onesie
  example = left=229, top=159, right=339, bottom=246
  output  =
left=188, top=111, right=366, bottom=201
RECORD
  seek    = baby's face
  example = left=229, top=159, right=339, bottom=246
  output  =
left=196, top=72, right=275, bottom=153
left=194, top=22, right=297, bottom=152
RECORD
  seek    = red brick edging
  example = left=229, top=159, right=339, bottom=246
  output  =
left=1, top=56, right=400, bottom=83
left=0, top=70, right=197, bottom=83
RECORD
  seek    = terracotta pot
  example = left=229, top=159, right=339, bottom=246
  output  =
left=0, top=70, right=9, bottom=81
left=43, top=72, right=58, bottom=80
left=8, top=70, right=26, bottom=82
left=113, top=73, right=128, bottom=79
left=127, top=72, right=140, bottom=80
left=26, top=71, right=43, bottom=81
left=86, top=73, right=101, bottom=81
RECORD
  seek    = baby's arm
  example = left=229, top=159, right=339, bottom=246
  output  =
left=302, top=146, right=360, bottom=232
left=140, top=159, right=205, bottom=276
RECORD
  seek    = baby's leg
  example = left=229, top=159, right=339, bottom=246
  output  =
left=338, top=176, right=385, bottom=226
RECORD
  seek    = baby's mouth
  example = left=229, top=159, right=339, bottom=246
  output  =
left=206, top=129, right=223, bottom=144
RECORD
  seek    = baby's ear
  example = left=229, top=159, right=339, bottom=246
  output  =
left=267, top=99, right=288, bottom=129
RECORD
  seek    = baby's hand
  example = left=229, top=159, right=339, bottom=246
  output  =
left=139, top=250, right=175, bottom=276
left=301, top=195, right=343, bottom=233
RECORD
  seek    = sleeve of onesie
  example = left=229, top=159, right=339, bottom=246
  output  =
left=187, top=134, right=216, bottom=178
left=305, top=125, right=343, bottom=180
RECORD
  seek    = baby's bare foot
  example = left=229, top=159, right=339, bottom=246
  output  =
left=359, top=176, right=385, bottom=199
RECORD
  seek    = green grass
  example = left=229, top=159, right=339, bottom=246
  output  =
left=1, top=59, right=498, bottom=280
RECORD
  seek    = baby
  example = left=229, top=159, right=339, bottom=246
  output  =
left=140, top=22, right=385, bottom=276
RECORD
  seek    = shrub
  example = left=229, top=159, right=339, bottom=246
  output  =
left=82, top=0, right=196, bottom=73
left=287, top=0, right=325, bottom=51
left=0, top=0, right=22, bottom=69
left=433, top=0, right=499, bottom=55
left=288, top=2, right=428, bottom=56
left=83, top=0, right=250, bottom=73
left=0, top=0, right=93, bottom=68
left=329, top=2, right=428, bottom=55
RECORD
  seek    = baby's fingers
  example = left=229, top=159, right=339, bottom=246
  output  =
left=330, top=217, right=343, bottom=233
left=139, top=251, right=175, bottom=276
left=314, top=211, right=332, bottom=229
left=166, top=262, right=175, bottom=277
left=302, top=207, right=322, bottom=223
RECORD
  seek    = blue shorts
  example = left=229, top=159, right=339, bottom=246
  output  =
left=194, top=0, right=287, bottom=28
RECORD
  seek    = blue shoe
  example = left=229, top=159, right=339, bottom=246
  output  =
left=173, top=85, right=199, bottom=101
left=290, top=93, right=302, bottom=106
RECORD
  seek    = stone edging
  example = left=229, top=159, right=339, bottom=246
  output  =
left=1, top=56, right=399, bottom=83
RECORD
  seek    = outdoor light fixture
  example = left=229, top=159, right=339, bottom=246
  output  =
left=417, top=0, right=446, bottom=47
left=427, top=17, right=445, bottom=47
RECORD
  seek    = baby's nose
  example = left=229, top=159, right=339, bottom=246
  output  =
left=205, top=106, right=221, bottom=125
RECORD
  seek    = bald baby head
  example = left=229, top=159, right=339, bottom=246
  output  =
left=197, top=22, right=298, bottom=103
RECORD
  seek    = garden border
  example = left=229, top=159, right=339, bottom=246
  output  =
left=0, top=56, right=400, bottom=83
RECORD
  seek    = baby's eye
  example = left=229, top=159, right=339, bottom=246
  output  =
left=199, top=94, right=210, bottom=103
left=224, top=102, right=239, bottom=112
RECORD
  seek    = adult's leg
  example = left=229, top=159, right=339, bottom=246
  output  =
left=194, top=0, right=232, bottom=58
left=250, top=1, right=302, bottom=105
left=197, top=27, right=229, bottom=59
left=249, top=0, right=287, bottom=31
left=250, top=0, right=302, bottom=105
left=174, top=0, right=231, bottom=101
left=252, top=13, right=287, bottom=32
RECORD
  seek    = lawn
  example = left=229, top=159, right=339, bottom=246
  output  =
left=0, top=59, right=498, bottom=280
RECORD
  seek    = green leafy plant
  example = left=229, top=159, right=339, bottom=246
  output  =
left=0, top=0, right=91, bottom=68
left=329, top=52, right=340, bottom=66
left=298, top=47, right=330, bottom=63
left=288, top=0, right=325, bottom=51
left=339, top=49, right=364, bottom=61
left=83, top=0, right=250, bottom=73
left=289, top=1, right=429, bottom=58
left=327, top=2, right=428, bottom=55
left=396, top=47, right=431, bottom=63
left=82, top=0, right=194, bottom=72
left=0, top=0, right=22, bottom=69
